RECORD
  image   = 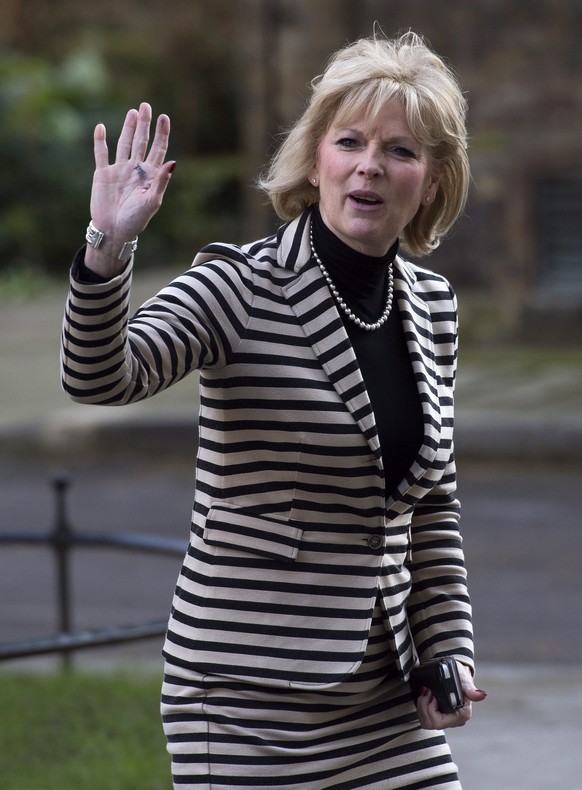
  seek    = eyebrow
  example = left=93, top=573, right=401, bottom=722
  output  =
left=331, top=126, right=364, bottom=137
left=333, top=126, right=420, bottom=148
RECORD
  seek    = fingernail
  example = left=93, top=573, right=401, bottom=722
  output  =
left=168, top=161, right=177, bottom=173
left=476, top=689, right=488, bottom=698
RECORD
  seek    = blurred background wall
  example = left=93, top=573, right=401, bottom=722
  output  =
left=1, top=0, right=581, bottom=342
left=1, top=13, right=581, bottom=778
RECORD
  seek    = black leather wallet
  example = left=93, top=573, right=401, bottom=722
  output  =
left=409, top=657, right=464, bottom=713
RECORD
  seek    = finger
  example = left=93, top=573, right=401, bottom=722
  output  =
left=130, top=102, right=153, bottom=162
left=148, top=160, right=177, bottom=207
left=465, top=686, right=488, bottom=703
left=115, top=108, right=139, bottom=162
left=417, top=689, right=472, bottom=730
left=94, top=123, right=109, bottom=169
left=447, top=696, right=472, bottom=726
left=456, top=664, right=488, bottom=704
left=416, top=688, right=441, bottom=730
left=145, top=113, right=171, bottom=168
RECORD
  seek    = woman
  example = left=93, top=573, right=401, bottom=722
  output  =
left=61, top=31, right=486, bottom=790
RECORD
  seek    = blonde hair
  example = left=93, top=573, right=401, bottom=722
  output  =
left=258, top=31, right=469, bottom=257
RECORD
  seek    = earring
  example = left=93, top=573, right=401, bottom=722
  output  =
left=311, top=177, right=318, bottom=186
left=425, top=195, right=431, bottom=203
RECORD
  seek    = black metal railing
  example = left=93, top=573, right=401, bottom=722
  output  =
left=0, top=471, right=185, bottom=669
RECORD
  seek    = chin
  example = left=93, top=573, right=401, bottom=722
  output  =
left=343, top=223, right=391, bottom=255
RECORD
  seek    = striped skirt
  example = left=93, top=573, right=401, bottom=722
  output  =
left=161, top=600, right=461, bottom=789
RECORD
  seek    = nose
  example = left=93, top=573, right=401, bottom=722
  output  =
left=357, top=145, right=384, bottom=177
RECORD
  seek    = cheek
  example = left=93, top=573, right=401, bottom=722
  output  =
left=318, top=172, right=343, bottom=206
left=318, top=150, right=348, bottom=184
left=401, top=176, right=429, bottom=204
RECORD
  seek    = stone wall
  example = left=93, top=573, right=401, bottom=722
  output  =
left=236, top=0, right=582, bottom=340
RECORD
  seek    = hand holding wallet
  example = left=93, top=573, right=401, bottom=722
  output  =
left=409, top=657, right=465, bottom=713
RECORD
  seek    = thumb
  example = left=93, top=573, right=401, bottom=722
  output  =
left=157, top=159, right=177, bottom=190
left=456, top=662, right=488, bottom=704
left=464, top=685, right=488, bottom=703
left=149, top=160, right=177, bottom=208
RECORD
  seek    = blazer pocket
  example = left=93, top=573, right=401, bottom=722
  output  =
left=204, top=505, right=303, bottom=562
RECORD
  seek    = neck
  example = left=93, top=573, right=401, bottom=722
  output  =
left=310, top=207, right=397, bottom=331
left=311, top=205, right=396, bottom=298
left=313, top=206, right=398, bottom=269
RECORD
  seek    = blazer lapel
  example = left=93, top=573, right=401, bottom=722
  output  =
left=280, top=216, right=382, bottom=464
left=387, top=260, right=442, bottom=509
left=278, top=216, right=443, bottom=505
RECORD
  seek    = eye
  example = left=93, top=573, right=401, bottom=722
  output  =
left=392, top=146, right=417, bottom=159
left=335, top=136, right=360, bottom=149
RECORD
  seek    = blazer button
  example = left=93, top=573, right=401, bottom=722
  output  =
left=367, top=534, right=383, bottom=550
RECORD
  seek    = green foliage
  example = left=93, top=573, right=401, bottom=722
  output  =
left=0, top=671, right=171, bottom=790
left=0, top=261, right=54, bottom=301
left=0, top=11, right=242, bottom=277
left=0, top=47, right=106, bottom=274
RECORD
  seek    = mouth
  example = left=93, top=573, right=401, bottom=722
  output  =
left=348, top=190, right=384, bottom=207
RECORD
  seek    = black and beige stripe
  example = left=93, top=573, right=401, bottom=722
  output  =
left=62, top=209, right=472, bottom=787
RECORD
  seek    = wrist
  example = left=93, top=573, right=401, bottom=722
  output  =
left=86, top=220, right=138, bottom=264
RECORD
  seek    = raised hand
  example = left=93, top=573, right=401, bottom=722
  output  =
left=86, top=102, right=175, bottom=277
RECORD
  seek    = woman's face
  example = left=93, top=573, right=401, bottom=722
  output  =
left=310, top=98, right=440, bottom=256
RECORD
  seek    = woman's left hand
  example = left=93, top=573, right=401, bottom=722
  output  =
left=415, top=662, right=487, bottom=730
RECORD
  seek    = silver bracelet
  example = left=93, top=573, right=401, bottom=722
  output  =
left=85, top=220, right=104, bottom=249
left=85, top=220, right=138, bottom=263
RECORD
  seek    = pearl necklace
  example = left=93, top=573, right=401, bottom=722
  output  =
left=309, top=227, right=394, bottom=331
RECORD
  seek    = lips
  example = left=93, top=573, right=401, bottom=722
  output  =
left=348, top=190, right=384, bottom=206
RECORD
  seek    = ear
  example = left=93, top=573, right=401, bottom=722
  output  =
left=424, top=166, right=442, bottom=204
left=426, top=165, right=442, bottom=198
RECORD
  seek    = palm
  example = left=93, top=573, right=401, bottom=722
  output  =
left=90, top=103, right=173, bottom=240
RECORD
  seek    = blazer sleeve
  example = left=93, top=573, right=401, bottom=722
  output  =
left=406, top=282, right=475, bottom=671
left=61, top=249, right=254, bottom=405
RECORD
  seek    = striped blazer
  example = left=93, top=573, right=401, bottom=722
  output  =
left=61, top=208, right=474, bottom=689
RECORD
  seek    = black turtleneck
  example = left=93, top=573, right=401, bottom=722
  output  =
left=311, top=207, right=423, bottom=496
